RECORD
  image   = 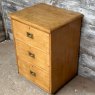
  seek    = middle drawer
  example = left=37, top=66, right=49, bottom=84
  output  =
left=15, top=39, right=50, bottom=72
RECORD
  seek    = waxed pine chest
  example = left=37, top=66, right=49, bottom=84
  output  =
left=10, top=3, right=83, bottom=94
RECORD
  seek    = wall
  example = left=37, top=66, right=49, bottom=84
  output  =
left=52, top=0, right=95, bottom=80
left=1, top=0, right=95, bottom=79
left=0, top=0, right=6, bottom=42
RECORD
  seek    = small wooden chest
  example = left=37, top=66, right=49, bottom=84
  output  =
left=10, top=3, right=83, bottom=94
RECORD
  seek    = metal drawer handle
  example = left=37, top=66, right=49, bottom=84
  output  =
left=28, top=51, right=35, bottom=58
left=30, top=70, right=36, bottom=77
left=27, top=32, right=33, bottom=39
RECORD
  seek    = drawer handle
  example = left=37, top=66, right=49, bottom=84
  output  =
left=27, top=32, right=33, bottom=39
left=28, top=51, right=35, bottom=58
left=30, top=70, right=36, bottom=77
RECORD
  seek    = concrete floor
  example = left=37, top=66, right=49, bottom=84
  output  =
left=0, top=40, right=95, bottom=95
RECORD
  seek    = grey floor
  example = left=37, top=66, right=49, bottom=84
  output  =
left=0, top=40, right=95, bottom=95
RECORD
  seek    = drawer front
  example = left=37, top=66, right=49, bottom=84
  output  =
left=15, top=40, right=49, bottom=72
left=12, top=20, right=49, bottom=53
left=18, top=59, right=49, bottom=91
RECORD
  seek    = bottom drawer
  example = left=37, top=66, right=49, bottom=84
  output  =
left=18, top=59, right=50, bottom=92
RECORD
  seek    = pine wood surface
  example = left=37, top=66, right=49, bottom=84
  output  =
left=15, top=39, right=50, bottom=72
left=18, top=59, right=50, bottom=92
left=50, top=18, right=82, bottom=93
left=10, top=3, right=83, bottom=94
left=10, top=3, right=83, bottom=33
left=12, top=20, right=49, bottom=53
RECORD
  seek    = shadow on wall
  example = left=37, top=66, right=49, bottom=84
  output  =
left=0, top=11, right=6, bottom=42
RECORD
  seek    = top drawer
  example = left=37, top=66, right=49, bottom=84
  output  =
left=12, top=20, right=49, bottom=53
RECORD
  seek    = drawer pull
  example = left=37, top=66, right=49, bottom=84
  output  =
left=30, top=70, right=36, bottom=77
left=27, top=32, right=33, bottom=39
left=28, top=51, right=35, bottom=58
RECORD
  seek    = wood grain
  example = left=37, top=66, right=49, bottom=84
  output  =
left=50, top=18, right=82, bottom=93
left=18, top=58, right=50, bottom=92
left=10, top=3, right=83, bottom=94
left=12, top=20, right=49, bottom=53
left=15, top=39, right=50, bottom=72
left=10, top=3, right=83, bottom=33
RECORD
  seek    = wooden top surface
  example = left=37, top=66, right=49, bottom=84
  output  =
left=10, top=3, right=83, bottom=33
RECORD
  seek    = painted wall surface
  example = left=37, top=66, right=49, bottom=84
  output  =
left=1, top=0, right=95, bottom=79
left=52, top=0, right=95, bottom=80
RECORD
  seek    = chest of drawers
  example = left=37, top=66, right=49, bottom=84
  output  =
left=10, top=3, right=83, bottom=94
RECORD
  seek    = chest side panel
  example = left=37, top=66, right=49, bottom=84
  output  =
left=50, top=18, right=82, bottom=93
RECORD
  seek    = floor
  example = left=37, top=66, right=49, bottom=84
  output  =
left=0, top=40, right=95, bottom=95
